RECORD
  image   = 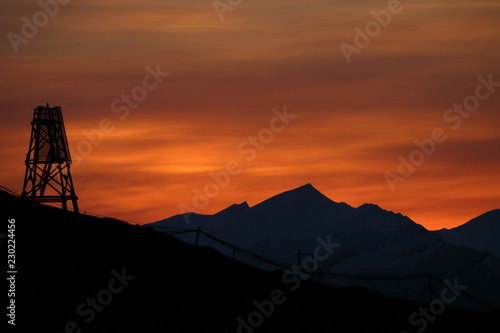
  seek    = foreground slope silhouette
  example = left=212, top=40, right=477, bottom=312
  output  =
left=2, top=189, right=498, bottom=333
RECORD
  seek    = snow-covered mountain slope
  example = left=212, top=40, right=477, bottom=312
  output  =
left=147, top=184, right=500, bottom=310
left=433, top=209, right=500, bottom=257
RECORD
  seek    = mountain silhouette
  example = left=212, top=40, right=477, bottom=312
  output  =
left=150, top=184, right=500, bottom=310
left=434, top=209, right=500, bottom=257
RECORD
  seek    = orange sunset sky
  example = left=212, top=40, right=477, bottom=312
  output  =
left=1, top=0, right=499, bottom=230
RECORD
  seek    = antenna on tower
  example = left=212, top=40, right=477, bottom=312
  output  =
left=21, top=104, right=79, bottom=213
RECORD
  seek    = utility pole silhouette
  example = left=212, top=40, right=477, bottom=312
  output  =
left=21, top=104, right=79, bottom=213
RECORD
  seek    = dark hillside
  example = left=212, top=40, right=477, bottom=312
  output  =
left=2, top=190, right=498, bottom=333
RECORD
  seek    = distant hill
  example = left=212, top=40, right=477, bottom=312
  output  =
left=434, top=209, right=500, bottom=257
left=149, top=184, right=500, bottom=311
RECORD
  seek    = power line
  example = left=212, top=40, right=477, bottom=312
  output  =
left=149, top=225, right=500, bottom=311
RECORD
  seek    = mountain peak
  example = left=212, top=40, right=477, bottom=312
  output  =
left=214, top=202, right=249, bottom=217
left=258, top=183, right=332, bottom=205
left=248, top=183, right=350, bottom=216
left=297, top=182, right=315, bottom=189
left=357, top=203, right=383, bottom=211
left=285, top=183, right=330, bottom=197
